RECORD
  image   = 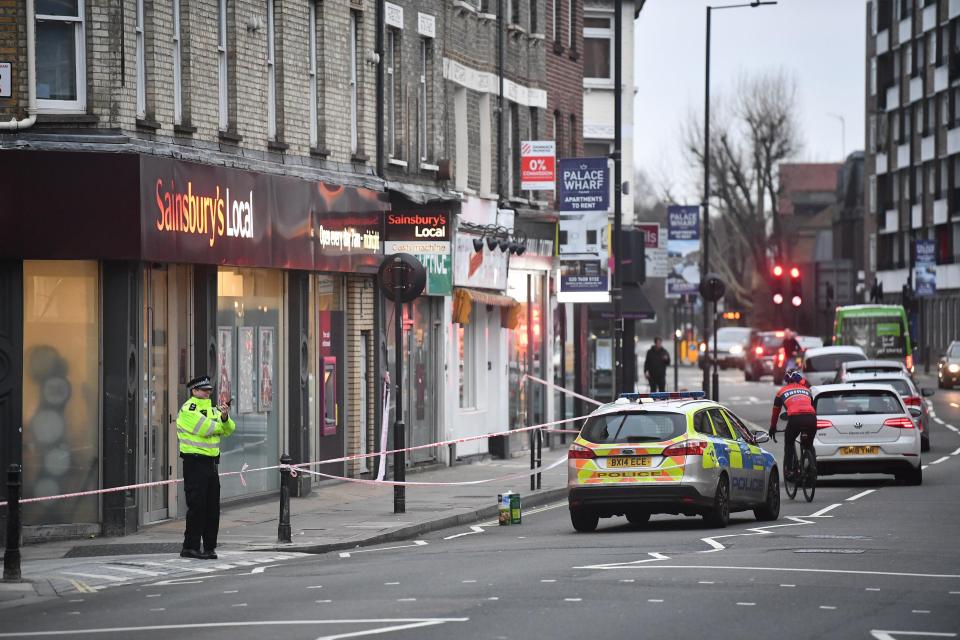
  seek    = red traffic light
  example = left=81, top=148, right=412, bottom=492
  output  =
left=789, top=267, right=800, bottom=279
left=772, top=265, right=784, bottom=277
left=791, top=295, right=802, bottom=307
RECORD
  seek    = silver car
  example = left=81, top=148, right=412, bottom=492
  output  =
left=811, top=383, right=922, bottom=485
left=801, top=345, right=867, bottom=386
left=840, top=371, right=935, bottom=452
left=567, top=392, right=780, bottom=532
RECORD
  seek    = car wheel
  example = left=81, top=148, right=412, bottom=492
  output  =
left=570, top=509, right=599, bottom=533
left=896, top=466, right=923, bottom=486
left=704, top=475, right=730, bottom=528
left=626, top=511, right=650, bottom=525
left=754, top=469, right=781, bottom=522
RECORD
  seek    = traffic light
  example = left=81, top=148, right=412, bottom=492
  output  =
left=771, top=264, right=784, bottom=305
left=789, top=266, right=802, bottom=307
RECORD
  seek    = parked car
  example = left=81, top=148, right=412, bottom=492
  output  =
left=772, top=335, right=824, bottom=385
left=938, top=340, right=960, bottom=389
left=809, top=383, right=922, bottom=485
left=567, top=391, right=780, bottom=532
left=699, top=327, right=753, bottom=371
left=841, top=371, right=935, bottom=452
left=834, top=359, right=910, bottom=383
left=800, top=345, right=867, bottom=386
left=744, top=330, right=785, bottom=381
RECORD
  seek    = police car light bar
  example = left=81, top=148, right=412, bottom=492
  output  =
left=618, top=391, right=706, bottom=402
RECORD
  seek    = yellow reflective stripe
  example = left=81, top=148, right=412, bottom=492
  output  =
left=178, top=438, right=219, bottom=450
left=195, top=416, right=216, bottom=437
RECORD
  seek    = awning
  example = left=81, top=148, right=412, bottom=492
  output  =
left=454, top=287, right=518, bottom=308
left=588, top=285, right=657, bottom=321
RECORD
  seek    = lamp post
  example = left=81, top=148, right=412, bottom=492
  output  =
left=701, top=1, right=776, bottom=399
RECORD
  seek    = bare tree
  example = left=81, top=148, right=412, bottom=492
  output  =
left=683, top=70, right=802, bottom=310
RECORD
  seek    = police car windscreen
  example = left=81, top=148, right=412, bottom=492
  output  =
left=814, top=390, right=903, bottom=415
left=804, top=353, right=866, bottom=372
left=581, top=412, right=687, bottom=444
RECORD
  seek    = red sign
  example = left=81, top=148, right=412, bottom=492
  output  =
left=520, top=140, right=556, bottom=191
left=636, top=223, right=660, bottom=249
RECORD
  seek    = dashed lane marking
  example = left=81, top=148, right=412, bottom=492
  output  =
left=866, top=588, right=881, bottom=591
left=148, top=609, right=165, bottom=613
left=820, top=606, right=837, bottom=610
left=648, top=599, right=664, bottom=603
left=699, top=581, right=715, bottom=585
left=780, top=584, right=796, bottom=588
left=932, top=456, right=950, bottom=465
left=581, top=565, right=960, bottom=579
left=231, top=603, right=247, bottom=608
left=488, top=597, right=499, bottom=601
left=808, top=503, right=842, bottom=517
left=307, top=586, right=324, bottom=590
left=573, top=552, right=670, bottom=570
left=912, top=610, right=931, bottom=614
left=223, top=590, right=238, bottom=594
left=397, top=598, right=417, bottom=602
left=736, top=602, right=756, bottom=606
left=315, top=600, right=332, bottom=604
left=847, top=489, right=876, bottom=501
left=540, top=580, right=556, bottom=583
left=564, top=598, right=582, bottom=602
left=951, top=447, right=960, bottom=456
left=145, top=594, right=161, bottom=598
left=870, top=632, right=955, bottom=640
left=339, top=541, right=427, bottom=559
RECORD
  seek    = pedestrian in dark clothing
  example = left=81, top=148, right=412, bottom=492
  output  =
left=644, top=337, right=671, bottom=393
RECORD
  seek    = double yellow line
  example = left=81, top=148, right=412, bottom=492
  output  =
left=68, top=579, right=95, bottom=594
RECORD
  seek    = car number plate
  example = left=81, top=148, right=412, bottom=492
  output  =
left=607, top=456, right=652, bottom=468
left=840, top=446, right=879, bottom=456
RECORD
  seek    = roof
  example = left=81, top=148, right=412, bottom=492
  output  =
left=591, top=398, right=714, bottom=417
left=805, top=345, right=867, bottom=357
left=844, top=359, right=907, bottom=369
left=811, top=383, right=908, bottom=395
left=843, top=371, right=914, bottom=383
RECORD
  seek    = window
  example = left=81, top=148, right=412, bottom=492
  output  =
left=905, top=43, right=913, bottom=78
left=530, top=0, right=538, bottom=33
left=455, top=87, right=468, bottom=189
left=929, top=31, right=937, bottom=66
left=916, top=39, right=924, bottom=76
left=309, top=1, right=320, bottom=147
left=509, top=0, right=519, bottom=25
left=218, top=0, right=228, bottom=129
left=869, top=115, right=877, bottom=153
left=568, top=113, right=577, bottom=157
left=870, top=58, right=877, bottom=96
left=869, top=175, right=877, bottom=214
left=567, top=0, right=574, bottom=49
left=583, top=15, right=612, bottom=81
left=723, top=410, right=754, bottom=442
left=387, top=28, right=401, bottom=158
left=135, top=0, right=145, bottom=118
left=581, top=412, right=688, bottom=444
left=529, top=106, right=538, bottom=140
left=509, top=102, right=520, bottom=196
left=350, top=11, right=360, bottom=154
left=553, top=110, right=563, bottom=159
left=267, top=0, right=277, bottom=140
left=36, top=0, right=86, bottom=111
left=172, top=0, right=182, bottom=124
left=707, top=408, right=735, bottom=439
left=552, top=0, right=559, bottom=41
left=458, top=319, right=477, bottom=409
left=693, top=411, right=715, bottom=436
left=419, top=38, right=431, bottom=163
left=479, top=94, right=492, bottom=195
left=584, top=140, right=611, bottom=157
left=943, top=93, right=950, bottom=127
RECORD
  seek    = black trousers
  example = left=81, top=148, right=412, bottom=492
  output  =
left=648, top=374, right=667, bottom=393
left=182, top=454, right=221, bottom=552
left=784, top=414, right=817, bottom=475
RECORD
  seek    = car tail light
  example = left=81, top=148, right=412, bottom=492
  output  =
left=905, top=354, right=914, bottom=373
left=903, top=396, right=921, bottom=407
left=567, top=443, right=596, bottom=459
left=883, top=417, right=915, bottom=429
left=777, top=348, right=785, bottom=365
left=755, top=346, right=764, bottom=355
left=663, top=440, right=708, bottom=457
left=816, top=419, right=834, bottom=430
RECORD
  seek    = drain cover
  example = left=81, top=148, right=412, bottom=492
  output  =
left=793, top=548, right=866, bottom=554
left=64, top=543, right=182, bottom=558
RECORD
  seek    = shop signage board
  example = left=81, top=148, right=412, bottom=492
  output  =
left=520, top=140, right=556, bottom=191
left=915, top=239, right=936, bottom=297
left=454, top=234, right=509, bottom=291
left=665, top=205, right=701, bottom=299
left=636, top=222, right=667, bottom=278
left=557, top=211, right=610, bottom=303
left=557, top=157, right=609, bottom=212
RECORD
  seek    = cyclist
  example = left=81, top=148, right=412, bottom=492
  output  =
left=769, top=369, right=817, bottom=481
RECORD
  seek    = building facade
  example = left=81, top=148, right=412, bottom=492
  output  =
left=866, top=0, right=960, bottom=364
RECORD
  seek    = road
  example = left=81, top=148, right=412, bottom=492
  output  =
left=2, top=368, right=958, bottom=639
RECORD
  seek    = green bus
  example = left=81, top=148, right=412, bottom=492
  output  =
left=832, top=304, right=914, bottom=372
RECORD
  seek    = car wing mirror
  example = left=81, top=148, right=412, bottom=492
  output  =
left=908, top=407, right=922, bottom=418
left=921, top=387, right=935, bottom=397
left=752, top=430, right=771, bottom=444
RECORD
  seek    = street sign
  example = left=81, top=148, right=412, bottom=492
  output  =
left=915, top=239, right=936, bottom=297
left=557, top=157, right=608, bottom=211
left=520, top=140, right=556, bottom=191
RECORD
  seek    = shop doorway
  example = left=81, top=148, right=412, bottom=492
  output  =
left=141, top=265, right=192, bottom=524
left=406, top=299, right=441, bottom=464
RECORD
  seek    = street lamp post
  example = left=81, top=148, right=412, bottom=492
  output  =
left=701, top=1, right=776, bottom=399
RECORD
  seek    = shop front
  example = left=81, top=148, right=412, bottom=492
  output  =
left=0, top=150, right=387, bottom=539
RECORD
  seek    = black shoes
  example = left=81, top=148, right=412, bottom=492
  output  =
left=202, top=549, right=218, bottom=560
left=180, top=548, right=205, bottom=559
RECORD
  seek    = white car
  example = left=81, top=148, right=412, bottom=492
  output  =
left=835, top=359, right=910, bottom=383
left=840, top=371, right=935, bottom=452
left=801, top=345, right=867, bottom=386
left=811, top=383, right=922, bottom=485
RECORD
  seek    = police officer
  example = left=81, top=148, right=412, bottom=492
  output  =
left=643, top=337, right=671, bottom=393
left=177, top=375, right=236, bottom=559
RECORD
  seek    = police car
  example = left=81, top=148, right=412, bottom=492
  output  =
left=567, top=392, right=780, bottom=532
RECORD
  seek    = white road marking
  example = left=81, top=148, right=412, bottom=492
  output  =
left=223, top=590, right=238, bottom=594
left=540, top=579, right=556, bottom=583
left=934, top=417, right=946, bottom=425
left=951, top=402, right=959, bottom=408
left=870, top=632, right=956, bottom=640
left=736, top=602, right=756, bottom=606
left=61, top=572, right=128, bottom=583
left=699, top=581, right=715, bottom=585
left=488, top=597, right=499, bottom=601
left=397, top=598, right=417, bottom=602
left=923, top=465, right=930, bottom=470
left=808, top=503, right=843, bottom=517
left=462, top=580, right=477, bottom=583
left=384, top=582, right=399, bottom=586
left=820, top=606, right=837, bottom=610
left=339, top=541, right=427, bottom=559
left=648, top=599, right=664, bottom=603
left=68, top=600, right=84, bottom=603
left=950, top=591, right=960, bottom=594
left=249, top=565, right=281, bottom=574
left=780, top=584, right=796, bottom=588
left=931, top=456, right=950, bottom=465
left=577, top=564, right=960, bottom=579
left=866, top=588, right=881, bottom=591
left=312, top=620, right=470, bottom=640
left=912, top=610, right=931, bottom=614
left=145, top=594, right=161, bottom=598
left=315, top=600, right=332, bottom=604
left=951, top=447, right=960, bottom=456
left=619, top=579, right=635, bottom=583
left=847, top=489, right=876, bottom=501
left=574, top=552, right=670, bottom=570
left=106, top=566, right=165, bottom=577
left=66, top=612, right=80, bottom=616
left=564, top=598, right=582, bottom=602
left=945, top=424, right=959, bottom=433
left=694, top=516, right=818, bottom=555
left=148, top=609, right=165, bottom=613
left=444, top=526, right=484, bottom=540
left=231, top=603, right=247, bottom=608
left=307, top=586, right=324, bottom=589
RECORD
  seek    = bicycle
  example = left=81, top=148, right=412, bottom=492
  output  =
left=772, top=429, right=816, bottom=502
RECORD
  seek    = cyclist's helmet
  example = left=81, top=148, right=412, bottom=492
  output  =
left=785, top=369, right=804, bottom=385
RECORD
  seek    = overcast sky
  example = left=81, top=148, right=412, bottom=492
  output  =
left=633, top=0, right=867, bottom=202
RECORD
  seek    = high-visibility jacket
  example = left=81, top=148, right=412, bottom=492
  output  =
left=177, top=396, right=236, bottom=457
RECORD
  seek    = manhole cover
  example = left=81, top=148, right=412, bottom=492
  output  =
left=64, top=543, right=182, bottom=558
left=792, top=548, right=866, bottom=554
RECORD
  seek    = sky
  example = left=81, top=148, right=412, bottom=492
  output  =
left=633, top=0, right=867, bottom=202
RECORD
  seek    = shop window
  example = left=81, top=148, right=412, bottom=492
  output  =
left=216, top=267, right=284, bottom=498
left=36, top=0, right=86, bottom=112
left=387, top=27, right=402, bottom=159
left=22, top=260, right=100, bottom=526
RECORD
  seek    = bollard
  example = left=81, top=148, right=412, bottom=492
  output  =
left=277, top=454, right=292, bottom=544
left=3, top=464, right=22, bottom=581
left=536, top=429, right=542, bottom=490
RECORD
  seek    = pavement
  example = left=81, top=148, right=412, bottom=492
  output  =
left=0, top=444, right=571, bottom=608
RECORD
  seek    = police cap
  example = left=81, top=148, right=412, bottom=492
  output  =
left=187, top=375, right=214, bottom=391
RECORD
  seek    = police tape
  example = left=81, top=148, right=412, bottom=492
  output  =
left=294, top=455, right=568, bottom=487
left=522, top=374, right=603, bottom=406
left=0, top=413, right=590, bottom=507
